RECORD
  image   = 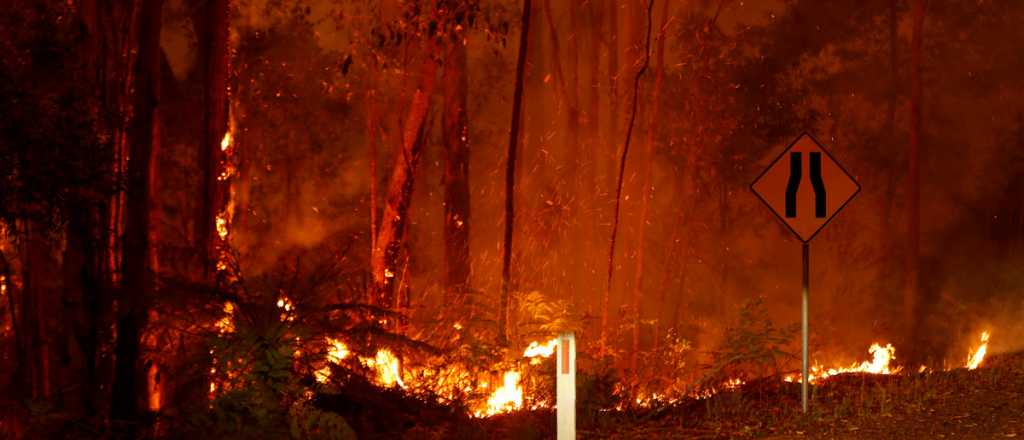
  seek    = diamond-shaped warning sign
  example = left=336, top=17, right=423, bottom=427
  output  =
left=751, top=133, right=860, bottom=242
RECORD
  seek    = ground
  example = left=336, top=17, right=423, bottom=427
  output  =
left=442, top=351, right=1024, bottom=439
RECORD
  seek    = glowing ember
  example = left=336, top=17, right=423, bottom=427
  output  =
left=276, top=296, right=295, bottom=322
left=966, top=331, right=990, bottom=370
left=215, top=214, right=229, bottom=240
left=215, top=302, right=235, bottom=335
left=483, top=371, right=523, bottom=416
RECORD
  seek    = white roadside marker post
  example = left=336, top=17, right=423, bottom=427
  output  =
left=556, top=332, right=575, bottom=440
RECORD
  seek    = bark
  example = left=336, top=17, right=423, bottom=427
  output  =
left=629, top=0, right=667, bottom=374
left=61, top=213, right=102, bottom=415
left=442, top=41, right=471, bottom=301
left=196, top=0, right=230, bottom=277
left=18, top=222, right=58, bottom=402
left=500, top=0, right=532, bottom=345
left=601, top=0, right=653, bottom=356
left=111, top=0, right=163, bottom=426
left=906, top=0, right=924, bottom=341
left=371, top=49, right=438, bottom=310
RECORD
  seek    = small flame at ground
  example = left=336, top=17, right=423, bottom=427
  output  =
left=966, top=331, right=990, bottom=370
left=785, top=342, right=900, bottom=383
left=483, top=371, right=523, bottom=417
left=367, top=349, right=405, bottom=388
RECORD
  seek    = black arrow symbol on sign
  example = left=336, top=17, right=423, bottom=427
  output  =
left=784, top=152, right=827, bottom=218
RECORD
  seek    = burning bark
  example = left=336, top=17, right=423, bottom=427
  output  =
left=371, top=49, right=438, bottom=310
left=196, top=0, right=231, bottom=278
left=112, top=0, right=163, bottom=424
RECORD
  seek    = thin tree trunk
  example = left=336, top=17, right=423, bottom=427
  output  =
left=601, top=0, right=653, bottom=356
left=371, top=48, right=438, bottom=310
left=196, top=0, right=230, bottom=277
left=442, top=40, right=471, bottom=302
left=882, top=0, right=898, bottom=241
left=906, top=0, right=924, bottom=343
left=368, top=85, right=379, bottom=288
left=500, top=0, right=532, bottom=346
left=629, top=0, right=667, bottom=373
left=111, top=0, right=162, bottom=426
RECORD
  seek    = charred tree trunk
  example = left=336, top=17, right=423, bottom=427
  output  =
left=196, top=0, right=230, bottom=277
left=500, top=0, right=532, bottom=345
left=906, top=0, right=924, bottom=344
left=111, top=0, right=162, bottom=427
left=371, top=50, right=438, bottom=310
left=442, top=40, right=472, bottom=303
left=629, top=0, right=667, bottom=374
left=61, top=211, right=103, bottom=416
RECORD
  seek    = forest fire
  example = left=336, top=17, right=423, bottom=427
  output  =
left=5, top=0, right=1024, bottom=438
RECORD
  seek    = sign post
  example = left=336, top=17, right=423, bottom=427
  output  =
left=751, top=133, right=860, bottom=413
left=556, top=332, right=575, bottom=440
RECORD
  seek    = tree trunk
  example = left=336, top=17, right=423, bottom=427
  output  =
left=629, top=0, right=667, bottom=374
left=111, top=0, right=163, bottom=426
left=371, top=49, right=438, bottom=310
left=196, top=0, right=230, bottom=277
left=442, top=40, right=471, bottom=303
left=500, top=0, right=532, bottom=345
left=906, top=0, right=923, bottom=343
left=602, top=0, right=653, bottom=356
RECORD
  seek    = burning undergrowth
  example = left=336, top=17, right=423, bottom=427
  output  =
left=160, top=249, right=1001, bottom=439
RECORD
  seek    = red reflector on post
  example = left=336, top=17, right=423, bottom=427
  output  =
left=561, top=338, right=570, bottom=374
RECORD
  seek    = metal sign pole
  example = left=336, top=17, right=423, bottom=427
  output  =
left=801, top=242, right=809, bottom=413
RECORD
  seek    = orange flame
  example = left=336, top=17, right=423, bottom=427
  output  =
left=966, top=331, right=990, bottom=370
left=785, top=342, right=900, bottom=383
left=482, top=371, right=523, bottom=416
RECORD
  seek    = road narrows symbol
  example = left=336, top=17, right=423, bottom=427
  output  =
left=783, top=152, right=828, bottom=219
left=751, top=133, right=859, bottom=242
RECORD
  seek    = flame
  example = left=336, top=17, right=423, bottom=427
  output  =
left=482, top=371, right=523, bottom=416
left=327, top=337, right=349, bottom=362
left=216, top=214, right=229, bottom=240
left=966, top=331, right=990, bottom=370
left=220, top=130, right=232, bottom=151
left=523, top=338, right=558, bottom=358
left=785, top=343, right=900, bottom=383
left=366, top=349, right=405, bottom=388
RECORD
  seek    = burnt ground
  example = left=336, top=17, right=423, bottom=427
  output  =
left=578, top=351, right=1024, bottom=439
left=379, top=351, right=1024, bottom=439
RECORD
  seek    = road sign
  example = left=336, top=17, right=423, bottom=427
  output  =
left=751, top=133, right=860, bottom=242
left=750, top=132, right=859, bottom=414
